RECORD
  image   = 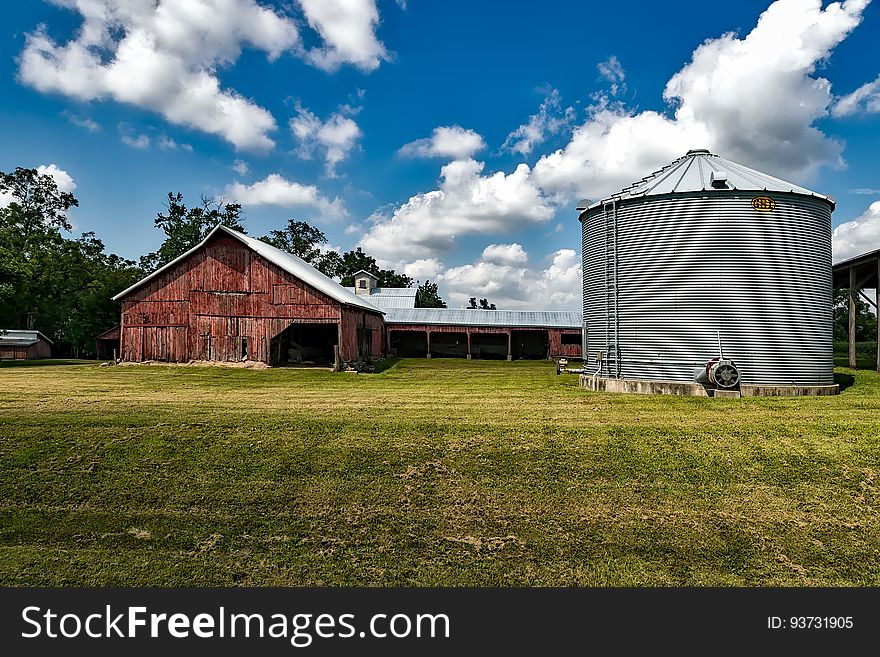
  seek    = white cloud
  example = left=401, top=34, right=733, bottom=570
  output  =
left=231, top=159, right=250, bottom=176
left=851, top=188, right=880, bottom=195
left=481, top=243, right=528, bottom=266
left=1, top=164, right=76, bottom=208
left=438, top=247, right=581, bottom=310
left=226, top=173, right=346, bottom=219
left=502, top=89, right=575, bottom=157
left=403, top=258, right=444, bottom=281
left=360, top=158, right=554, bottom=261
left=18, top=1, right=302, bottom=151
left=398, top=126, right=486, bottom=160
left=833, top=201, right=880, bottom=263
left=290, top=104, right=362, bottom=176
left=62, top=111, right=100, bottom=132
left=36, top=164, right=77, bottom=194
left=533, top=0, right=868, bottom=202
left=158, top=135, right=192, bottom=151
left=597, top=55, right=626, bottom=96
left=833, top=74, right=880, bottom=116
left=344, top=223, right=360, bottom=235
left=298, top=0, right=387, bottom=72
left=121, top=133, right=151, bottom=149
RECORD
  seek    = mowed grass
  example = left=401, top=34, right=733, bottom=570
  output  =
left=1, top=358, right=879, bottom=586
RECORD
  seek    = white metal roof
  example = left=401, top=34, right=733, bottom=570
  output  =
left=113, top=225, right=382, bottom=313
left=383, top=308, right=581, bottom=329
left=0, top=329, right=53, bottom=345
left=583, top=149, right=834, bottom=211
left=347, top=287, right=418, bottom=309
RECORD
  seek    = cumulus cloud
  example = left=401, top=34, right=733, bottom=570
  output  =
left=481, top=243, right=528, bottom=266
left=231, top=159, right=250, bottom=176
left=534, top=0, right=868, bottom=201
left=398, top=126, right=486, bottom=160
left=833, top=201, right=880, bottom=263
left=121, top=133, right=151, bottom=149
left=833, top=74, right=880, bottom=116
left=17, top=0, right=388, bottom=151
left=1, top=164, right=77, bottom=208
left=226, top=173, right=346, bottom=219
left=360, top=158, right=554, bottom=261
left=439, top=247, right=581, bottom=310
left=403, top=258, right=444, bottom=281
left=158, top=134, right=192, bottom=151
left=290, top=103, right=362, bottom=176
left=298, top=0, right=387, bottom=72
left=501, top=89, right=575, bottom=156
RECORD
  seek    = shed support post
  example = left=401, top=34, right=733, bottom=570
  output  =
left=877, top=260, right=880, bottom=374
left=467, top=331, right=471, bottom=359
left=507, top=331, right=512, bottom=361
left=849, top=267, right=857, bottom=369
left=426, top=331, right=431, bottom=359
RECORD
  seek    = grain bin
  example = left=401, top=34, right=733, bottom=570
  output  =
left=578, top=149, right=836, bottom=396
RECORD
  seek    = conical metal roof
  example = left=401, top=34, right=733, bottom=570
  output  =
left=585, top=149, right=834, bottom=210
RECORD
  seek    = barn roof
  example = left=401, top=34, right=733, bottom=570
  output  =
left=0, top=329, right=53, bottom=346
left=113, top=225, right=382, bottom=314
left=346, top=287, right=418, bottom=309
left=383, top=308, right=581, bottom=329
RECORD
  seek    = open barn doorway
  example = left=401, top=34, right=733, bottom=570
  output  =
left=430, top=332, right=468, bottom=358
left=511, top=330, right=549, bottom=359
left=390, top=330, right=428, bottom=357
left=270, top=323, right=338, bottom=366
left=470, top=333, right=508, bottom=359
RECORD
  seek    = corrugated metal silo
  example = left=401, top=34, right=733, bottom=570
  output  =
left=579, top=149, right=834, bottom=390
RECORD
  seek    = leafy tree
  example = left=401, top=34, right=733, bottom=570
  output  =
left=834, top=288, right=877, bottom=342
left=415, top=280, right=446, bottom=308
left=467, top=296, right=496, bottom=310
left=140, top=193, right=244, bottom=271
left=0, top=167, right=141, bottom=355
left=262, top=219, right=328, bottom=263
left=333, top=247, right=413, bottom=288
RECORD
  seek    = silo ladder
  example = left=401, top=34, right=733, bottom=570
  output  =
left=603, top=200, right=620, bottom=378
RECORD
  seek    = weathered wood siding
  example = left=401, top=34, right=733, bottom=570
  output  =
left=0, top=338, right=51, bottom=360
left=119, top=235, right=384, bottom=363
left=549, top=329, right=583, bottom=358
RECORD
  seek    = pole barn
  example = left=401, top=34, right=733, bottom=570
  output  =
left=113, top=225, right=385, bottom=367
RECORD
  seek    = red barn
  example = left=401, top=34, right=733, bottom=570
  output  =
left=0, top=330, right=53, bottom=360
left=113, top=225, right=385, bottom=366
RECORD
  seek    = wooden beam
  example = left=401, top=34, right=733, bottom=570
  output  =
left=466, top=330, right=471, bottom=360
left=426, top=330, right=431, bottom=359
left=877, top=260, right=879, bottom=374
left=507, top=330, right=512, bottom=361
left=849, top=267, right=857, bottom=369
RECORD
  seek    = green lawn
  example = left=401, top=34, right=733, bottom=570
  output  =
left=1, top=358, right=879, bottom=586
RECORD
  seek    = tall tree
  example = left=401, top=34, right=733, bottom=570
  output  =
left=333, top=247, right=413, bottom=288
left=140, top=193, right=244, bottom=271
left=415, top=280, right=446, bottom=308
left=467, top=297, right=496, bottom=310
left=833, top=288, right=877, bottom=342
left=261, top=219, right=327, bottom=263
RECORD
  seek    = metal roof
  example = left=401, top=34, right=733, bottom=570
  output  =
left=583, top=149, right=834, bottom=212
left=347, top=287, right=418, bottom=309
left=113, top=225, right=382, bottom=313
left=383, top=308, right=581, bottom=329
left=0, top=329, right=53, bottom=346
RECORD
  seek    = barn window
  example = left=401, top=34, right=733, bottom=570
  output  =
left=561, top=333, right=581, bottom=345
left=358, top=279, right=367, bottom=289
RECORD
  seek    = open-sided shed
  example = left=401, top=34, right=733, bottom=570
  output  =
left=113, top=226, right=385, bottom=366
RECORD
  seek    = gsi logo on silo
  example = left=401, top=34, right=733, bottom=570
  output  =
left=751, top=196, right=776, bottom=212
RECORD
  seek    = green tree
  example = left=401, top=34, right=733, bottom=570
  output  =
left=333, top=247, right=413, bottom=288
left=467, top=297, right=496, bottom=310
left=834, top=288, right=877, bottom=342
left=415, top=280, right=446, bottom=308
left=141, top=193, right=244, bottom=271
left=261, top=219, right=327, bottom=263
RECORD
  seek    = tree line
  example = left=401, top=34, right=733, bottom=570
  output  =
left=0, top=167, right=446, bottom=357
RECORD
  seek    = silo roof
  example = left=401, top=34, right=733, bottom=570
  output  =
left=584, top=149, right=834, bottom=211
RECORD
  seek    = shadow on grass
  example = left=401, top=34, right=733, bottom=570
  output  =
left=834, top=372, right=856, bottom=393
left=0, top=359, right=98, bottom=368
left=368, top=357, right=402, bottom=374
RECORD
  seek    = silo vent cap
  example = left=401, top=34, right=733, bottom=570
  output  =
left=710, top=171, right=728, bottom=188
left=686, top=148, right=711, bottom=155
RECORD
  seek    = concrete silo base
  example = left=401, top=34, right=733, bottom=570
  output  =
left=579, top=375, right=838, bottom=398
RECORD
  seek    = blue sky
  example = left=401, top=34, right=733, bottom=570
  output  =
left=2, top=0, right=880, bottom=309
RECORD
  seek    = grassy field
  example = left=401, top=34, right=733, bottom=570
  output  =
left=1, top=358, right=879, bottom=586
